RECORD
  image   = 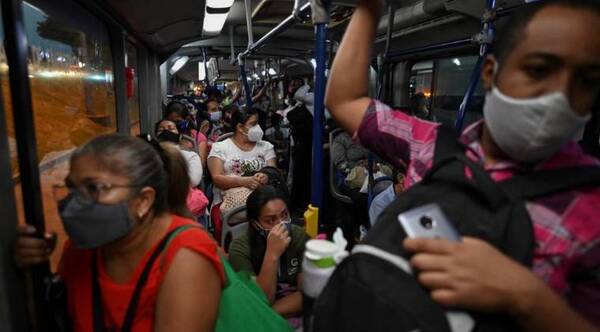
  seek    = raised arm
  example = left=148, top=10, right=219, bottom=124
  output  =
left=252, top=80, right=271, bottom=104
left=325, top=0, right=383, bottom=134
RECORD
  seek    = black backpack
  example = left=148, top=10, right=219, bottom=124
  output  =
left=312, top=126, right=600, bottom=332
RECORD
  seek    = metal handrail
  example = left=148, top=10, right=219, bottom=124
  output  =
left=239, top=2, right=311, bottom=59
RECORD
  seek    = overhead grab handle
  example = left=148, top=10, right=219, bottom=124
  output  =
left=311, top=0, right=330, bottom=25
left=454, top=0, right=497, bottom=132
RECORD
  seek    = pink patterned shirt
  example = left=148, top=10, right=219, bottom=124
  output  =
left=356, top=100, right=600, bottom=324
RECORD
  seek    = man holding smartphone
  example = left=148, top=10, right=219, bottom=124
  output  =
left=326, top=0, right=600, bottom=330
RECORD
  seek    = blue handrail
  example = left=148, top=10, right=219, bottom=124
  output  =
left=310, top=22, right=328, bottom=213
left=455, top=0, right=497, bottom=132
left=238, top=60, right=253, bottom=108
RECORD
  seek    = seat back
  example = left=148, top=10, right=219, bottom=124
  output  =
left=216, top=132, right=234, bottom=142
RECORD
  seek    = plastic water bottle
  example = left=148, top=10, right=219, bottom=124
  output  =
left=302, top=228, right=348, bottom=331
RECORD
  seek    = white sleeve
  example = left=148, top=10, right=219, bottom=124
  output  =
left=208, top=140, right=228, bottom=161
left=262, top=141, right=276, bottom=161
left=181, top=150, right=203, bottom=187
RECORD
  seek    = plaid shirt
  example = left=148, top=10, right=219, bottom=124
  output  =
left=356, top=99, right=600, bottom=323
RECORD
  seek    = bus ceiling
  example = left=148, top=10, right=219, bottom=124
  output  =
left=120, top=0, right=531, bottom=82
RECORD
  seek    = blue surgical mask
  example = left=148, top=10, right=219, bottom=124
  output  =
left=58, top=191, right=133, bottom=249
left=210, top=111, right=223, bottom=122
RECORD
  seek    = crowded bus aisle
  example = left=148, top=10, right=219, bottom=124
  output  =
left=4, top=0, right=600, bottom=331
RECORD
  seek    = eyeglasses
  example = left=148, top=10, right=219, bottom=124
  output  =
left=53, top=181, right=138, bottom=204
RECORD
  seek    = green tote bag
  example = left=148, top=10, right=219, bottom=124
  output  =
left=215, top=257, right=294, bottom=332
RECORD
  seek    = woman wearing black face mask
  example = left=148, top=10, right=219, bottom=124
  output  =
left=155, top=120, right=203, bottom=186
left=14, top=134, right=223, bottom=332
left=229, top=186, right=309, bottom=329
left=165, top=102, right=209, bottom=169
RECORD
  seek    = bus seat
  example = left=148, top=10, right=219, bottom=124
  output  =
left=216, top=132, right=234, bottom=142
left=221, top=205, right=248, bottom=250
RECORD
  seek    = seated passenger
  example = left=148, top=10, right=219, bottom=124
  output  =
left=411, top=92, right=435, bottom=122
left=165, top=101, right=208, bottom=161
left=208, top=107, right=277, bottom=238
left=326, top=0, right=600, bottom=329
left=155, top=120, right=203, bottom=186
left=147, top=134, right=208, bottom=217
left=14, top=134, right=222, bottom=331
left=206, top=99, right=226, bottom=142
left=369, top=169, right=405, bottom=226
left=228, top=185, right=309, bottom=329
left=331, top=130, right=369, bottom=174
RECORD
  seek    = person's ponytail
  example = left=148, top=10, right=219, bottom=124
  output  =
left=138, top=134, right=194, bottom=219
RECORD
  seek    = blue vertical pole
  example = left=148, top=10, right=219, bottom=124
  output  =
left=455, top=0, right=496, bottom=132
left=239, top=62, right=253, bottom=107
left=202, top=48, right=210, bottom=87
left=310, top=23, right=327, bottom=216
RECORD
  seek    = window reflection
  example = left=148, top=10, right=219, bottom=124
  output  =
left=432, top=56, right=485, bottom=127
left=1, top=0, right=117, bottom=268
left=126, top=41, right=140, bottom=135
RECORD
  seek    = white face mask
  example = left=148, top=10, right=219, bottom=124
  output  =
left=246, top=125, right=264, bottom=142
left=484, top=86, right=591, bottom=163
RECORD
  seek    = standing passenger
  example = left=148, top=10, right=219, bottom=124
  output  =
left=326, top=0, right=600, bottom=329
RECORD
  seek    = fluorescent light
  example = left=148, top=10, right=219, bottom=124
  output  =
left=453, top=58, right=461, bottom=66
left=203, top=12, right=229, bottom=34
left=310, top=59, right=316, bottom=69
left=170, top=56, right=189, bottom=75
left=206, top=0, right=234, bottom=8
left=261, top=68, right=277, bottom=76
left=198, top=61, right=206, bottom=81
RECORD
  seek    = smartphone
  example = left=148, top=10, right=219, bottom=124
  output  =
left=397, top=203, right=461, bottom=241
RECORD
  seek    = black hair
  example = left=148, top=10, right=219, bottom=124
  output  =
left=154, top=119, right=179, bottom=136
left=246, top=185, right=289, bottom=274
left=71, top=134, right=169, bottom=214
left=493, top=0, right=600, bottom=66
left=165, top=100, right=190, bottom=119
left=231, top=107, right=258, bottom=133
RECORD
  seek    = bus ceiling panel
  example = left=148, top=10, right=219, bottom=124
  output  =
left=237, top=24, right=313, bottom=39
left=376, top=0, right=523, bottom=37
left=98, top=0, right=206, bottom=55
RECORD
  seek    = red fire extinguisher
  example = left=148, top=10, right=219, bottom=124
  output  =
left=125, top=67, right=135, bottom=98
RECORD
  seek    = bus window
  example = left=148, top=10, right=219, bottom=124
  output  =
left=432, top=56, right=485, bottom=128
left=11, top=0, right=117, bottom=268
left=409, top=60, right=433, bottom=100
left=126, top=41, right=140, bottom=135
left=0, top=4, right=26, bottom=228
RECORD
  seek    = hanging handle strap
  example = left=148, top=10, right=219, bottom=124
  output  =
left=92, top=225, right=196, bottom=332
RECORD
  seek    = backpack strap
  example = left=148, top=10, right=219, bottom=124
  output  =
left=92, top=224, right=197, bottom=332
left=433, top=125, right=464, bottom=164
left=499, top=166, right=600, bottom=200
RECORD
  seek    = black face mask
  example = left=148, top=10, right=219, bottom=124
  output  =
left=58, top=191, right=133, bottom=249
left=157, top=130, right=180, bottom=144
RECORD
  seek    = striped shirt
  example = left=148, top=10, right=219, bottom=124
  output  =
left=356, top=99, right=600, bottom=323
